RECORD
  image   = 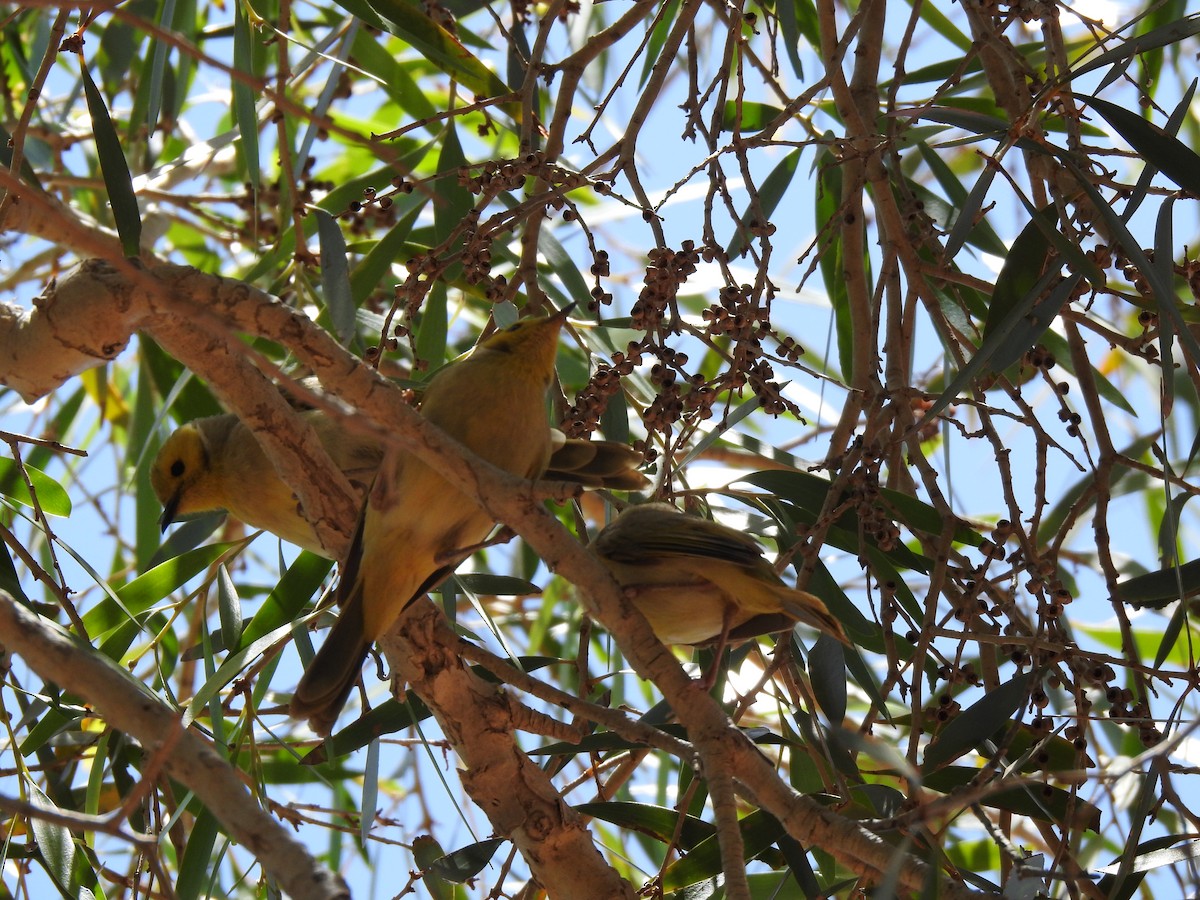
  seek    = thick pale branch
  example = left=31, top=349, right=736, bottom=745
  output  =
left=0, top=594, right=348, bottom=900
left=0, top=263, right=139, bottom=402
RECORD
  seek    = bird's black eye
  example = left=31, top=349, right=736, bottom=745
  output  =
left=170, top=459, right=186, bottom=477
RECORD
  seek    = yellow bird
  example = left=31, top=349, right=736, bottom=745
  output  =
left=289, top=308, right=573, bottom=734
left=152, top=401, right=646, bottom=558
left=590, top=502, right=848, bottom=654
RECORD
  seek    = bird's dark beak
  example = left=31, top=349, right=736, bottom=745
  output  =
left=553, top=302, right=576, bottom=320
left=159, top=493, right=181, bottom=532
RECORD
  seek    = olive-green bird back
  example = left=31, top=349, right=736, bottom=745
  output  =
left=591, top=502, right=848, bottom=647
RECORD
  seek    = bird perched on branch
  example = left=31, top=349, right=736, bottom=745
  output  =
left=590, top=502, right=848, bottom=667
left=152, top=384, right=646, bottom=558
left=285, top=306, right=578, bottom=734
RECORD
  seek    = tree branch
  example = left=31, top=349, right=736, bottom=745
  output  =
left=0, top=593, right=349, bottom=900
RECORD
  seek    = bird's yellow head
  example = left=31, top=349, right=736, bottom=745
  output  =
left=150, top=422, right=221, bottom=531
left=476, top=304, right=573, bottom=373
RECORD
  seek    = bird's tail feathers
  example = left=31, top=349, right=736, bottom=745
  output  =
left=779, top=592, right=851, bottom=646
left=290, top=587, right=371, bottom=736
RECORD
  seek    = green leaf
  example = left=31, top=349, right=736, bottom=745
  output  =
left=361, top=736, right=379, bottom=846
left=538, top=228, right=592, bottom=307
left=215, top=564, right=242, bottom=653
left=904, top=106, right=1009, bottom=136
left=350, top=29, right=437, bottom=124
left=82, top=542, right=235, bottom=639
left=316, top=210, right=356, bottom=345
left=923, top=672, right=1033, bottom=769
left=808, top=634, right=846, bottom=723
left=358, top=0, right=514, bottom=109
left=926, top=207, right=1089, bottom=423
left=574, top=800, right=716, bottom=848
left=776, top=0, right=804, bottom=78
left=176, top=808, right=221, bottom=900
left=1116, top=558, right=1200, bottom=609
left=142, top=0, right=177, bottom=136
left=640, top=0, right=682, bottom=88
left=1097, top=835, right=1198, bottom=898
left=1071, top=15, right=1200, bottom=84
left=0, top=457, right=72, bottom=517
left=916, top=143, right=1005, bottom=258
left=982, top=204, right=1059, bottom=337
left=433, top=122, right=473, bottom=243
left=29, top=784, right=75, bottom=895
left=350, top=200, right=422, bottom=306
left=456, top=572, right=541, bottom=595
left=720, top=101, right=783, bottom=133
left=741, top=468, right=983, bottom=554
left=80, top=61, right=141, bottom=257
left=302, top=693, right=435, bottom=763
left=304, top=657, right=560, bottom=761
left=412, top=835, right=457, bottom=899
left=815, top=148, right=853, bottom=383
left=924, top=766, right=1101, bottom=831
left=1058, top=152, right=1200, bottom=374
left=424, top=837, right=505, bottom=883
left=187, top=617, right=299, bottom=718
left=232, top=2, right=260, bottom=190
left=240, top=552, right=334, bottom=647
left=661, top=809, right=786, bottom=890
left=1082, top=94, right=1200, bottom=197
left=914, top=0, right=972, bottom=51
left=416, top=282, right=449, bottom=369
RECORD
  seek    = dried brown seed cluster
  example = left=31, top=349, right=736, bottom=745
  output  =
left=845, top=452, right=903, bottom=552
left=561, top=347, right=641, bottom=438
left=632, top=243, right=701, bottom=333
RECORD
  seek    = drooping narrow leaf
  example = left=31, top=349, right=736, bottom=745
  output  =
left=215, top=564, right=242, bottom=653
left=350, top=199, right=422, bottom=305
left=361, top=736, right=379, bottom=847
left=425, top=837, right=505, bottom=883
left=80, top=61, right=141, bottom=256
left=316, top=210, right=356, bottom=345
left=982, top=205, right=1058, bottom=339
left=29, top=784, right=75, bottom=895
left=232, top=1, right=260, bottom=190
left=81, top=542, right=235, bottom=638
left=814, top=147, right=853, bottom=382
left=176, top=808, right=221, bottom=900
left=918, top=142, right=1004, bottom=258
left=415, top=282, right=449, bottom=371
left=143, top=0, right=177, bottom=135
